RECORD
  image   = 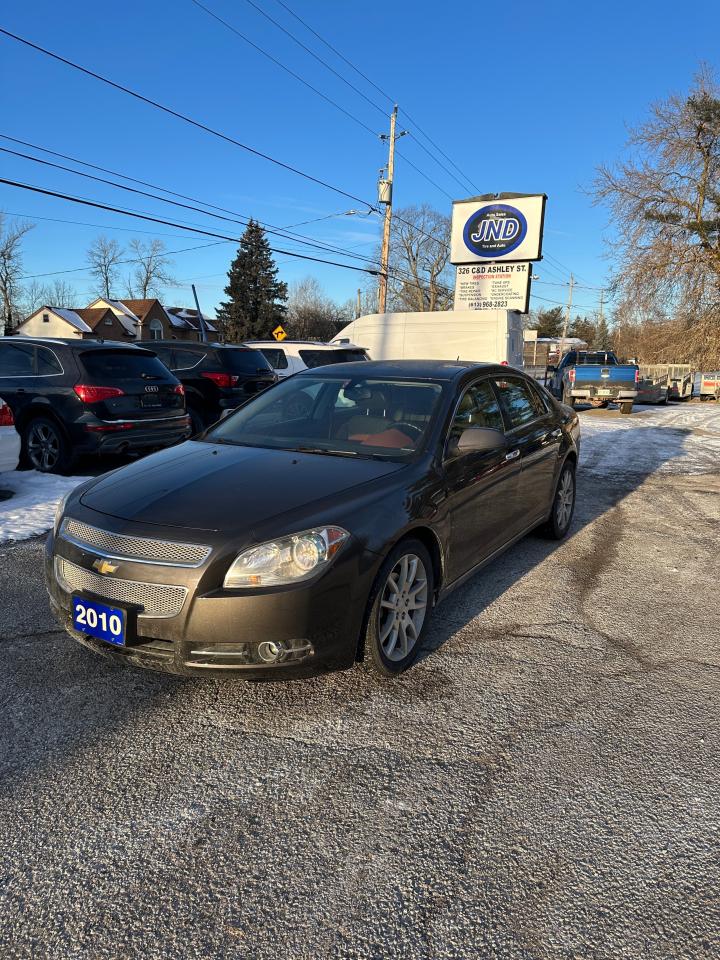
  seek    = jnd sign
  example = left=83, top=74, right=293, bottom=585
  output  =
left=451, top=193, right=546, bottom=265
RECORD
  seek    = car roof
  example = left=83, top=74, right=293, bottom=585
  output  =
left=152, top=340, right=259, bottom=350
left=6, top=337, right=151, bottom=351
left=296, top=359, right=511, bottom=381
left=246, top=340, right=365, bottom=350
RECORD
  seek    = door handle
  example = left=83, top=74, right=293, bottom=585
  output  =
left=505, top=449, right=520, bottom=461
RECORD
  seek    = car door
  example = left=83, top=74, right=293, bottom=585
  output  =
left=442, top=377, right=521, bottom=583
left=492, top=375, right=562, bottom=524
left=0, top=340, right=38, bottom=420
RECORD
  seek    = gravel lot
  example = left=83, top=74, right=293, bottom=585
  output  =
left=1, top=404, right=719, bottom=959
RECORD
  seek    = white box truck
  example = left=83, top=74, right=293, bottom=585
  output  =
left=332, top=310, right=525, bottom=367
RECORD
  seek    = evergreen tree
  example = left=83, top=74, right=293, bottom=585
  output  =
left=595, top=314, right=612, bottom=350
left=529, top=306, right=564, bottom=338
left=216, top=220, right=288, bottom=341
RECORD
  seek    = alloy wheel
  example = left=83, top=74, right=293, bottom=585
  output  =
left=377, top=553, right=428, bottom=662
left=555, top=469, right=575, bottom=531
left=27, top=422, right=61, bottom=471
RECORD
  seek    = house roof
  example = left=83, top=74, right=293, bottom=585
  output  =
left=46, top=307, right=93, bottom=334
left=74, top=307, right=126, bottom=332
left=167, top=306, right=217, bottom=332
left=86, top=298, right=139, bottom=337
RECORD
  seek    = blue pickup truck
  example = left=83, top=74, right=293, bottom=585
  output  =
left=548, top=351, right=639, bottom=414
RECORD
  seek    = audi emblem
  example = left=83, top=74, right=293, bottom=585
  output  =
left=145, top=385, right=160, bottom=393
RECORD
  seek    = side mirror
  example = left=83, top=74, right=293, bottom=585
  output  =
left=455, top=427, right=507, bottom=456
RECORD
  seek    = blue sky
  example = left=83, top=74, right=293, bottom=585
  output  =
left=1, top=0, right=717, bottom=319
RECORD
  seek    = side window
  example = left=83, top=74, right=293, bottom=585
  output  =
left=175, top=348, right=206, bottom=371
left=36, top=347, right=63, bottom=376
left=152, top=346, right=175, bottom=369
left=259, top=348, right=288, bottom=370
left=494, top=377, right=546, bottom=429
left=448, top=379, right=504, bottom=446
left=0, top=342, right=36, bottom=377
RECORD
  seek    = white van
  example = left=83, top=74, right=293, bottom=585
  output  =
left=332, top=310, right=525, bottom=367
left=246, top=341, right=369, bottom=378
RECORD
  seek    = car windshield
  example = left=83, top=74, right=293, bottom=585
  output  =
left=204, top=375, right=443, bottom=460
left=222, top=348, right=273, bottom=374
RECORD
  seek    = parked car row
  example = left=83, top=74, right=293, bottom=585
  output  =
left=0, top=336, right=381, bottom=473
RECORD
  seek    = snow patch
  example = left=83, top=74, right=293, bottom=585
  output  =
left=0, top=472, right=90, bottom=543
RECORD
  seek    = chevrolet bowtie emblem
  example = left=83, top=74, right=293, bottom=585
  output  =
left=92, top=558, right=118, bottom=576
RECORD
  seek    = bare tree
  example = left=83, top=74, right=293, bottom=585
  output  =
left=380, top=204, right=453, bottom=312
left=0, top=213, right=34, bottom=335
left=19, top=278, right=78, bottom=317
left=87, top=235, right=124, bottom=299
left=593, top=65, right=720, bottom=366
left=286, top=276, right=350, bottom=340
left=126, top=239, right=176, bottom=299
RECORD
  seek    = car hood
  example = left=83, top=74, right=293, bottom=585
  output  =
left=80, top=440, right=404, bottom=533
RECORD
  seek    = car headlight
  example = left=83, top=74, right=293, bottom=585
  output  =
left=53, top=491, right=71, bottom=537
left=223, top=526, right=349, bottom=589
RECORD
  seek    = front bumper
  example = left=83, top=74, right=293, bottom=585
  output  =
left=45, top=522, right=374, bottom=679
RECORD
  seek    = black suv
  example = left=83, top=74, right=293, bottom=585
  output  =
left=150, top=341, right=277, bottom=431
left=0, top=338, right=190, bottom=472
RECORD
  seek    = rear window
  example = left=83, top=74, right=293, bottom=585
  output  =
left=258, top=347, right=288, bottom=370
left=578, top=352, right=617, bottom=364
left=221, top=348, right=273, bottom=374
left=79, top=350, right=172, bottom=381
left=299, top=348, right=369, bottom=368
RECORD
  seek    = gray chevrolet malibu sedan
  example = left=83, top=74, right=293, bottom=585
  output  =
left=47, top=360, right=580, bottom=679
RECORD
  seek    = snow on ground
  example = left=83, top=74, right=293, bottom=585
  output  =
left=580, top=402, right=720, bottom=478
left=0, top=403, right=718, bottom=544
left=0, top=472, right=90, bottom=544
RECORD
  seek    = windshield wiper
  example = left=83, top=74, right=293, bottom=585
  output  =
left=295, top=446, right=359, bottom=458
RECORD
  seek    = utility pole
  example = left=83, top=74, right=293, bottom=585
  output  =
left=356, top=288, right=362, bottom=319
left=598, top=287, right=605, bottom=326
left=377, top=105, right=407, bottom=314
left=191, top=283, right=209, bottom=343
left=561, top=273, right=575, bottom=351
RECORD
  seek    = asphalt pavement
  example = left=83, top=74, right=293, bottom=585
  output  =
left=1, top=404, right=719, bottom=959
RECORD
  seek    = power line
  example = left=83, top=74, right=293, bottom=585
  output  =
left=0, top=177, right=380, bottom=277
left=531, top=293, right=600, bottom=312
left=187, top=0, right=457, bottom=201
left=0, top=27, right=374, bottom=209
left=270, top=0, right=480, bottom=193
left=0, top=134, right=369, bottom=248
left=0, top=143, right=382, bottom=266
left=239, top=0, right=473, bottom=195
left=187, top=0, right=377, bottom=138
left=20, top=241, right=228, bottom=280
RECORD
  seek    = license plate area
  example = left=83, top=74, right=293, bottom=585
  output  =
left=141, top=396, right=163, bottom=408
left=598, top=389, right=612, bottom=396
left=72, top=593, right=137, bottom=646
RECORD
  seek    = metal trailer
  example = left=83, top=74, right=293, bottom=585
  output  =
left=638, top=364, right=695, bottom=401
left=700, top=371, right=720, bottom=401
left=636, top=366, right=670, bottom=405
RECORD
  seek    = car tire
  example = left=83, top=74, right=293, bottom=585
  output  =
left=22, top=416, right=73, bottom=474
left=620, top=401, right=633, bottom=415
left=542, top=461, right=576, bottom=540
left=362, top=539, right=434, bottom=677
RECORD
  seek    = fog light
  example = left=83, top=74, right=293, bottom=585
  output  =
left=258, top=640, right=285, bottom=663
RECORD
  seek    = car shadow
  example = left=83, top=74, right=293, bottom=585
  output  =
left=415, top=419, right=694, bottom=663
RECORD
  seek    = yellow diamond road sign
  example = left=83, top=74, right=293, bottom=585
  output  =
left=272, top=325, right=287, bottom=342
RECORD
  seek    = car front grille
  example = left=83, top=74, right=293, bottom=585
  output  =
left=61, top=518, right=211, bottom=567
left=55, top=557, right=188, bottom=619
